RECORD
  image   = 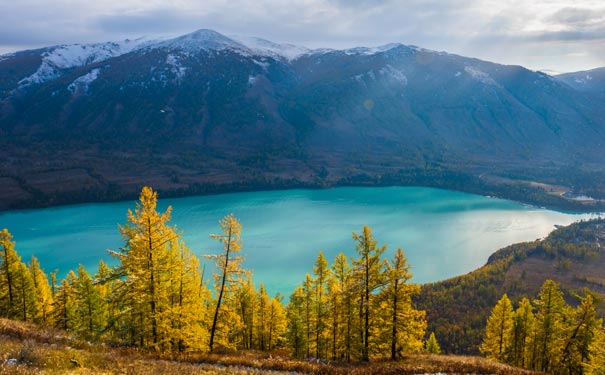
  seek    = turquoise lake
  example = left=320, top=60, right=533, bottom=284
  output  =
left=0, top=187, right=597, bottom=296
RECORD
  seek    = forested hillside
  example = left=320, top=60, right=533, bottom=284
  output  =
left=416, top=219, right=605, bottom=355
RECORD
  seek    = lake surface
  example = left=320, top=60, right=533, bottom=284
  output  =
left=0, top=187, right=597, bottom=296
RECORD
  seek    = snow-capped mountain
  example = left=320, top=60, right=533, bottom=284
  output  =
left=0, top=29, right=604, bottom=210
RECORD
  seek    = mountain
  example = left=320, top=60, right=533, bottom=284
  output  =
left=416, top=218, right=605, bottom=354
left=1, top=29, right=605, bottom=210
left=555, top=67, right=605, bottom=98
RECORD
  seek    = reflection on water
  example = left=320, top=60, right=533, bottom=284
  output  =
left=0, top=186, right=596, bottom=295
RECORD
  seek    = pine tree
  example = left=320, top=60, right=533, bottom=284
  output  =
left=425, top=332, right=441, bottom=354
left=352, top=226, right=386, bottom=361
left=481, top=293, right=513, bottom=361
left=207, top=214, right=245, bottom=352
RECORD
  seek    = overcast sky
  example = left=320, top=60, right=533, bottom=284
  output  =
left=1, top=0, right=604, bottom=73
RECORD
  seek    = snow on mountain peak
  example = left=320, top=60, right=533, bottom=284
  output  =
left=18, top=37, right=157, bottom=88
left=229, top=35, right=311, bottom=61
left=160, top=29, right=248, bottom=53
left=344, top=43, right=404, bottom=56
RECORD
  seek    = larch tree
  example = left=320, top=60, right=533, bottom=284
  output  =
left=53, top=271, right=77, bottom=330
left=561, top=293, right=603, bottom=375
left=331, top=252, right=353, bottom=361
left=509, top=297, right=534, bottom=368
left=235, top=274, right=256, bottom=349
left=13, top=261, right=36, bottom=322
left=207, top=213, right=244, bottom=352
left=73, top=264, right=104, bottom=339
left=533, top=280, right=568, bottom=373
left=110, top=186, right=183, bottom=349
left=168, top=241, right=208, bottom=351
left=382, top=247, right=426, bottom=359
left=352, top=226, right=386, bottom=362
left=302, top=273, right=314, bottom=358
left=425, top=332, right=441, bottom=354
left=28, top=256, right=54, bottom=325
left=312, top=251, right=330, bottom=358
left=481, top=293, right=513, bottom=361
left=286, top=285, right=307, bottom=358
left=0, top=228, right=20, bottom=318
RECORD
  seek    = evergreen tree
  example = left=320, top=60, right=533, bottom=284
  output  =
left=481, top=293, right=513, bottom=361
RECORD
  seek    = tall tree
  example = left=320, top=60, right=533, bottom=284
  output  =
left=481, top=293, right=513, bottom=361
left=73, top=264, right=104, bottom=338
left=110, top=186, right=184, bottom=349
left=509, top=297, right=534, bottom=368
left=533, top=280, right=568, bottom=372
left=352, top=226, right=386, bottom=361
left=331, top=252, right=353, bottom=361
left=0, top=228, right=19, bottom=318
left=286, top=285, right=307, bottom=358
left=28, top=256, right=54, bottom=325
left=313, top=251, right=330, bottom=358
left=208, top=214, right=244, bottom=352
left=382, top=248, right=425, bottom=358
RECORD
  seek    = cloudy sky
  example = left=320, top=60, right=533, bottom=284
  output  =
left=1, top=0, right=604, bottom=73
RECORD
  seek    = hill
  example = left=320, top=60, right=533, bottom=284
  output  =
left=0, top=317, right=541, bottom=375
left=415, top=218, right=605, bottom=355
left=1, top=29, right=605, bottom=210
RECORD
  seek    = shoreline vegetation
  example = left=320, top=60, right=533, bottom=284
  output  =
left=2, top=186, right=604, bottom=374
left=3, top=167, right=605, bottom=213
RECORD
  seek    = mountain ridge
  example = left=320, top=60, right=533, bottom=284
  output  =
left=1, top=29, right=605, bottom=210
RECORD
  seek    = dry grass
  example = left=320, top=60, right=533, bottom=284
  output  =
left=0, top=318, right=545, bottom=375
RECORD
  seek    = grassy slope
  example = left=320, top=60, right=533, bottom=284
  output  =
left=0, top=318, right=542, bottom=375
left=416, top=218, right=605, bottom=354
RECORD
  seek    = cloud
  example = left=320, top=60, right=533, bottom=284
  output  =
left=0, top=0, right=603, bottom=72
left=547, top=7, right=605, bottom=28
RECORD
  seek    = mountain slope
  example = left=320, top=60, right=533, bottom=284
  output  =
left=1, top=29, right=605, bottom=209
left=415, top=218, right=605, bottom=355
